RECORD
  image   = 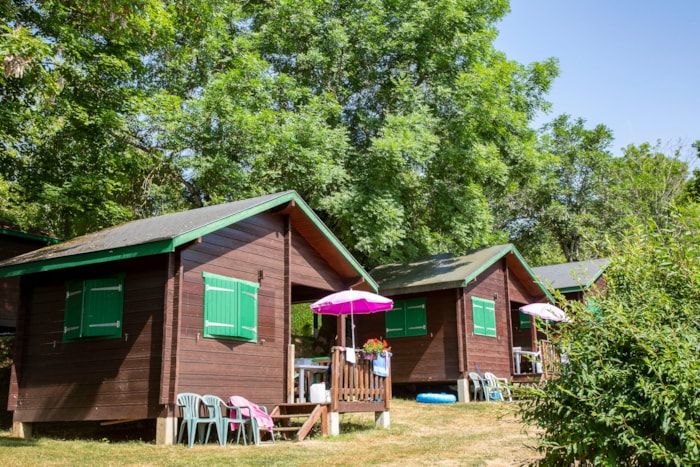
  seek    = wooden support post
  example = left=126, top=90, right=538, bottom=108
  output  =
left=287, top=344, right=296, bottom=403
left=12, top=421, right=32, bottom=439
left=329, top=411, right=340, bottom=436
left=457, top=378, right=469, bottom=403
left=375, top=411, right=390, bottom=429
left=156, top=415, right=177, bottom=445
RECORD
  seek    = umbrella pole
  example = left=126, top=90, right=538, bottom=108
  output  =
left=351, top=302, right=356, bottom=350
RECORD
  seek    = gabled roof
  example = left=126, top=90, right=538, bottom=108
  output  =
left=371, top=244, right=553, bottom=301
left=0, top=190, right=377, bottom=291
left=532, top=258, right=609, bottom=293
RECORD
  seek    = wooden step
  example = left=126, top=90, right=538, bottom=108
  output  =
left=270, top=403, right=328, bottom=442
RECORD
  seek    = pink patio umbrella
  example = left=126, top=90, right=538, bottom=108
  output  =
left=310, top=290, right=393, bottom=349
left=519, top=303, right=571, bottom=323
left=520, top=302, right=571, bottom=342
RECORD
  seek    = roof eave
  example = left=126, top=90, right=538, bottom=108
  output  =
left=0, top=228, right=61, bottom=244
left=0, top=239, right=175, bottom=277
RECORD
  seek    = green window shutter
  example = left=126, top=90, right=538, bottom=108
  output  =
left=385, top=304, right=406, bottom=338
left=405, top=298, right=427, bottom=336
left=484, top=299, right=496, bottom=337
left=472, top=297, right=496, bottom=337
left=519, top=311, right=531, bottom=329
left=63, top=281, right=84, bottom=341
left=472, top=297, right=486, bottom=335
left=203, top=272, right=238, bottom=338
left=83, top=276, right=124, bottom=338
left=237, top=280, right=259, bottom=341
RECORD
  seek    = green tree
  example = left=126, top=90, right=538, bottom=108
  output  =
left=245, top=0, right=558, bottom=266
left=1, top=1, right=177, bottom=237
left=602, top=141, right=690, bottom=240
left=496, top=114, right=614, bottom=264
left=522, top=203, right=700, bottom=466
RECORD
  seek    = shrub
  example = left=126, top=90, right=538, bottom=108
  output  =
left=522, top=204, right=700, bottom=466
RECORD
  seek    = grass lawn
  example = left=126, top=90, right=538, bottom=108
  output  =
left=0, top=398, right=541, bottom=466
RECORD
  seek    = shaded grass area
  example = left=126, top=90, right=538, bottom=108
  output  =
left=0, top=398, right=540, bottom=466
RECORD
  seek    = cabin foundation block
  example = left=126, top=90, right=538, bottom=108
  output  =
left=329, top=411, right=340, bottom=436
left=457, top=378, right=469, bottom=402
left=156, top=416, right=177, bottom=445
left=375, top=411, right=390, bottom=429
left=12, top=421, right=32, bottom=439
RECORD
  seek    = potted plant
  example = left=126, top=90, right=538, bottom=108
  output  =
left=361, top=338, right=390, bottom=360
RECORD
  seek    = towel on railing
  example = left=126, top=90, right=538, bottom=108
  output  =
left=373, top=352, right=389, bottom=377
left=344, top=347, right=356, bottom=364
left=228, top=395, right=274, bottom=431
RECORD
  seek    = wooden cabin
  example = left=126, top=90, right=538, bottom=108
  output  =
left=533, top=258, right=608, bottom=302
left=0, top=227, right=60, bottom=331
left=359, top=244, right=553, bottom=402
left=0, top=191, right=384, bottom=443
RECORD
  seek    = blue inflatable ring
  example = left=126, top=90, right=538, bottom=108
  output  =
left=416, top=392, right=457, bottom=404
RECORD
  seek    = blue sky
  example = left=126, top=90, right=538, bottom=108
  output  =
left=494, top=1, right=699, bottom=157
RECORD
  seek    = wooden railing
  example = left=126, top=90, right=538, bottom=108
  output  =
left=540, top=340, right=561, bottom=379
left=328, top=346, right=391, bottom=413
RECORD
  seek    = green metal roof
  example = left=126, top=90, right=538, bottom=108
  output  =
left=0, top=191, right=377, bottom=291
left=371, top=244, right=554, bottom=301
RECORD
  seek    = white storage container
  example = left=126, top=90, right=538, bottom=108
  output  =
left=310, top=382, right=327, bottom=403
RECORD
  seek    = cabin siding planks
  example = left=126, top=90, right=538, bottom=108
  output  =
left=11, top=257, right=167, bottom=422
left=0, top=235, right=51, bottom=328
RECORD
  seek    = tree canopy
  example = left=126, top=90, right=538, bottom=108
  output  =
left=1, top=0, right=558, bottom=268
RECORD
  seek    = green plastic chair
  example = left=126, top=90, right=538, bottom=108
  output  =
left=202, top=395, right=248, bottom=446
left=176, top=393, right=217, bottom=447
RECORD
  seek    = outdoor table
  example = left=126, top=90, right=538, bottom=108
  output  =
left=513, top=348, right=541, bottom=374
left=295, top=363, right=329, bottom=402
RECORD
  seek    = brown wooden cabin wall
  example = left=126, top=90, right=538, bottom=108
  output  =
left=177, top=213, right=347, bottom=408
left=355, top=290, right=460, bottom=385
left=463, top=260, right=513, bottom=379
left=0, top=236, right=50, bottom=329
left=290, top=225, right=346, bottom=292
left=178, top=214, right=286, bottom=408
left=11, top=256, right=167, bottom=422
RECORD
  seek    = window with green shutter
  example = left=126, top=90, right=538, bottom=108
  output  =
left=472, top=296, right=496, bottom=337
left=519, top=311, right=531, bottom=329
left=203, top=272, right=259, bottom=341
left=385, top=298, right=427, bottom=338
left=63, top=275, right=124, bottom=342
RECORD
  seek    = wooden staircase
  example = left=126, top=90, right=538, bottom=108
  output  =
left=269, top=403, right=328, bottom=441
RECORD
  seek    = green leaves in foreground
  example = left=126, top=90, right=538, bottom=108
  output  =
left=522, top=203, right=700, bottom=466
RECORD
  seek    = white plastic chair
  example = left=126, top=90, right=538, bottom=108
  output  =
left=484, top=372, right=513, bottom=402
left=468, top=372, right=486, bottom=401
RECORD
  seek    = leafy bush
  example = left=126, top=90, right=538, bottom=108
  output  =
left=522, top=204, right=700, bottom=466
